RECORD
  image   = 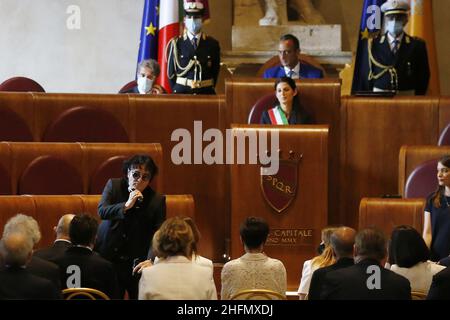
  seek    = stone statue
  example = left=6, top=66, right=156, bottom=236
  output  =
left=259, top=0, right=325, bottom=26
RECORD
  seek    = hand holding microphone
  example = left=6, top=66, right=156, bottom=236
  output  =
left=125, top=188, right=144, bottom=211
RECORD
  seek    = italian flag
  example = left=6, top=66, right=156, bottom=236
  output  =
left=158, top=0, right=182, bottom=93
left=268, top=107, right=289, bottom=125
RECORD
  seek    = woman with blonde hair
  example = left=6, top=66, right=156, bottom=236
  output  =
left=138, top=217, right=217, bottom=300
left=297, top=226, right=337, bottom=299
left=133, top=216, right=213, bottom=273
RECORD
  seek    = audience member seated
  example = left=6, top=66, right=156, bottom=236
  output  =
left=133, top=217, right=213, bottom=274
left=1, top=214, right=61, bottom=290
left=308, top=226, right=356, bottom=300
left=261, top=77, right=313, bottom=125
left=263, top=34, right=324, bottom=79
left=54, top=214, right=119, bottom=299
left=138, top=217, right=217, bottom=300
left=423, top=155, right=450, bottom=261
left=298, top=226, right=337, bottom=300
left=0, top=232, right=60, bottom=299
left=221, top=217, right=286, bottom=300
left=388, top=225, right=445, bottom=294
left=427, top=266, right=450, bottom=300
left=122, top=59, right=166, bottom=94
left=321, top=228, right=411, bottom=300
left=34, top=214, right=75, bottom=264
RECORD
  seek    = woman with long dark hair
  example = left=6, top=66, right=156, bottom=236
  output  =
left=389, top=225, right=444, bottom=294
left=260, top=77, right=313, bottom=125
left=423, top=155, right=450, bottom=261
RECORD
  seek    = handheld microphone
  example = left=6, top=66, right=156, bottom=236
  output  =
left=130, top=188, right=144, bottom=208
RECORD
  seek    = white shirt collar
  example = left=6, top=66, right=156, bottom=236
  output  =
left=187, top=31, right=202, bottom=44
left=387, top=32, right=404, bottom=49
left=54, top=239, right=71, bottom=244
left=74, top=245, right=93, bottom=251
left=283, top=62, right=301, bottom=79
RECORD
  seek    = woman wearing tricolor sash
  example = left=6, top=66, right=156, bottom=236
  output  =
left=261, top=77, right=312, bottom=125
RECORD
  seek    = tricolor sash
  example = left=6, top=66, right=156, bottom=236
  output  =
left=267, top=106, right=289, bottom=125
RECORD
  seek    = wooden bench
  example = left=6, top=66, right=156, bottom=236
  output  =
left=0, top=194, right=194, bottom=248
left=358, top=197, right=425, bottom=237
left=0, top=142, right=162, bottom=195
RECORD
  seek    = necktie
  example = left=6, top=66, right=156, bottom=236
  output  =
left=392, top=39, right=399, bottom=54
left=288, top=69, right=294, bottom=78
left=192, top=37, right=197, bottom=50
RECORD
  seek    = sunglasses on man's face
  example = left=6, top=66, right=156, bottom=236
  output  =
left=131, top=171, right=151, bottom=181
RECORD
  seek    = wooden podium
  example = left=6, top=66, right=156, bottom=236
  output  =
left=230, top=125, right=329, bottom=290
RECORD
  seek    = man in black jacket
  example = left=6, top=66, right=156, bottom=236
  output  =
left=1, top=214, right=61, bottom=290
left=95, top=155, right=166, bottom=299
left=55, top=214, right=118, bottom=299
left=427, top=267, right=450, bottom=300
left=321, top=227, right=411, bottom=300
left=308, top=226, right=356, bottom=300
left=0, top=232, right=60, bottom=299
left=34, top=214, right=74, bottom=263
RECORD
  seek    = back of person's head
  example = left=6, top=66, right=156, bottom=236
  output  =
left=239, top=216, right=269, bottom=250
left=153, top=217, right=194, bottom=259
left=388, top=225, right=429, bottom=268
left=183, top=217, right=200, bottom=255
left=321, top=226, right=339, bottom=246
left=55, top=214, right=75, bottom=239
left=3, top=214, right=41, bottom=247
left=69, top=214, right=98, bottom=247
left=330, top=226, right=356, bottom=259
left=0, top=232, right=34, bottom=267
left=122, top=154, right=158, bottom=181
left=354, top=228, right=387, bottom=263
left=280, top=34, right=300, bottom=50
left=311, top=226, right=339, bottom=268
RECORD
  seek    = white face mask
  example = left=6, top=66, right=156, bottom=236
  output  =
left=386, top=20, right=405, bottom=37
left=137, top=76, right=154, bottom=94
left=185, top=18, right=202, bottom=35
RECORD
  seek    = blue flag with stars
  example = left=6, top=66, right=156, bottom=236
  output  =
left=351, top=0, right=387, bottom=93
left=137, top=0, right=160, bottom=66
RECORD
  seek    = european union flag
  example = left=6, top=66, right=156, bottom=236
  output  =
left=351, top=0, right=387, bottom=93
left=137, top=0, right=160, bottom=65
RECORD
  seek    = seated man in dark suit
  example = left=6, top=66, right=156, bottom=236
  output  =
left=263, top=34, right=323, bottom=79
left=308, top=226, right=356, bottom=300
left=427, top=267, right=450, bottom=300
left=321, top=227, right=411, bottom=300
left=34, top=214, right=74, bottom=263
left=0, top=231, right=60, bottom=299
left=1, top=214, right=61, bottom=290
left=54, top=214, right=118, bottom=299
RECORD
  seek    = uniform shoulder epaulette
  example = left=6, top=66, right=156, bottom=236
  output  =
left=412, top=36, right=425, bottom=43
left=379, top=35, right=386, bottom=44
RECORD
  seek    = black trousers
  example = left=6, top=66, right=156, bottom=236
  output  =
left=113, top=259, right=140, bottom=300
